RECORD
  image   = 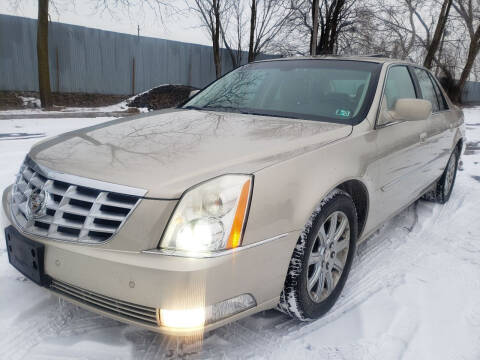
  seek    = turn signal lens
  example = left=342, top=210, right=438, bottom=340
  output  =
left=227, top=179, right=251, bottom=249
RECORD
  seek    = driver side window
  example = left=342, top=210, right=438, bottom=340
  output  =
left=379, top=66, right=417, bottom=126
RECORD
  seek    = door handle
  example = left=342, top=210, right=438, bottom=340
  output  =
left=420, top=132, right=427, bottom=142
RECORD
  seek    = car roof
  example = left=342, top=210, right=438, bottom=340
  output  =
left=255, top=55, right=416, bottom=66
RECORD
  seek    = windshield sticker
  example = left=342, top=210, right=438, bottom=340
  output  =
left=336, top=109, right=351, bottom=117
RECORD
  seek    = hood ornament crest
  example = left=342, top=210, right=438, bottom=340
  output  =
left=26, top=188, right=49, bottom=220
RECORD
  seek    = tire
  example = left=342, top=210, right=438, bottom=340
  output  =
left=278, top=189, right=358, bottom=321
left=423, top=149, right=459, bottom=204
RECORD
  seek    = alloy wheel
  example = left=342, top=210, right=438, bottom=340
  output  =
left=306, top=211, right=350, bottom=303
left=444, top=153, right=457, bottom=195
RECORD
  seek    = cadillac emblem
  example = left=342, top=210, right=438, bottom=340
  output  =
left=26, top=188, right=49, bottom=220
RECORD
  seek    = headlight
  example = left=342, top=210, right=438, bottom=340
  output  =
left=160, top=175, right=253, bottom=254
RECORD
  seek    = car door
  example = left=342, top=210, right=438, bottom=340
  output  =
left=373, top=65, right=431, bottom=223
left=410, top=67, right=453, bottom=183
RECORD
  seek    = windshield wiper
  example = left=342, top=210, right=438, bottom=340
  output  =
left=202, top=105, right=242, bottom=113
left=184, top=105, right=300, bottom=120
left=184, top=105, right=241, bottom=114
left=238, top=109, right=301, bottom=120
left=183, top=105, right=206, bottom=111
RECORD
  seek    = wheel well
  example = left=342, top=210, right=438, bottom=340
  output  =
left=337, top=180, right=369, bottom=238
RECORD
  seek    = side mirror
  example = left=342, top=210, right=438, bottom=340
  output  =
left=392, top=98, right=432, bottom=121
left=189, top=90, right=200, bottom=98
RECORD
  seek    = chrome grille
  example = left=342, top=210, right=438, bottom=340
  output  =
left=50, top=279, right=158, bottom=326
left=10, top=157, right=142, bottom=243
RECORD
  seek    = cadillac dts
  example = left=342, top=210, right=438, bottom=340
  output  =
left=2, top=56, right=465, bottom=335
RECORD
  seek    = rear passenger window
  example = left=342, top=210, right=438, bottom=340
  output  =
left=429, top=74, right=448, bottom=111
left=383, top=66, right=417, bottom=111
left=413, top=68, right=440, bottom=112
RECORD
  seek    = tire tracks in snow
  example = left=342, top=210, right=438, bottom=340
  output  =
left=3, top=171, right=478, bottom=359
left=0, top=300, right=123, bottom=360
left=0, top=198, right=445, bottom=360
left=0, top=300, right=76, bottom=360
left=128, top=200, right=431, bottom=359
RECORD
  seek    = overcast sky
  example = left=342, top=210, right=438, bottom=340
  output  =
left=0, top=0, right=211, bottom=46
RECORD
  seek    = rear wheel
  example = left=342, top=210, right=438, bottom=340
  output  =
left=278, top=190, right=357, bottom=320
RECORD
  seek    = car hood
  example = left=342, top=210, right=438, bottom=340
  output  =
left=30, top=109, right=352, bottom=198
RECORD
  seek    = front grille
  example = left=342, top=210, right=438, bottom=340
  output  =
left=50, top=279, right=158, bottom=326
left=10, top=157, right=141, bottom=243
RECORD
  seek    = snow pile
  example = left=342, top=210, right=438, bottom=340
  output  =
left=126, top=84, right=196, bottom=110
left=19, top=96, right=41, bottom=109
left=0, top=108, right=479, bottom=359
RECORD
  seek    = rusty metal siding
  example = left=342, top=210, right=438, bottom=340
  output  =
left=0, top=14, right=274, bottom=95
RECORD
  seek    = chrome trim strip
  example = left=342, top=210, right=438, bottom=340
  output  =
left=375, top=120, right=404, bottom=129
left=25, top=156, right=147, bottom=197
left=142, top=233, right=290, bottom=258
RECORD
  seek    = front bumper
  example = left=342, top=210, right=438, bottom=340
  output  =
left=2, top=185, right=298, bottom=335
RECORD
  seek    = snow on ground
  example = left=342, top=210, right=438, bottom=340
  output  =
left=0, top=102, right=132, bottom=116
left=0, top=109, right=479, bottom=359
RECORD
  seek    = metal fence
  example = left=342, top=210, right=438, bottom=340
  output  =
left=463, top=81, right=480, bottom=104
left=1, top=14, right=479, bottom=101
left=0, top=14, right=273, bottom=95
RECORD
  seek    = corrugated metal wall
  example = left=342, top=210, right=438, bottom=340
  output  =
left=2, top=14, right=478, bottom=101
left=0, top=14, right=272, bottom=95
left=463, top=81, right=480, bottom=104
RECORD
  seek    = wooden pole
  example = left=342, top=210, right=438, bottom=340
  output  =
left=131, top=57, right=136, bottom=96
left=56, top=47, right=60, bottom=92
left=37, top=0, right=53, bottom=107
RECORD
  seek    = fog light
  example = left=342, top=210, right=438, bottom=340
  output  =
left=158, top=308, right=205, bottom=329
left=158, top=294, right=256, bottom=330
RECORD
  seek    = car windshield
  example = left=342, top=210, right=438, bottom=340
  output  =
left=184, top=59, right=382, bottom=124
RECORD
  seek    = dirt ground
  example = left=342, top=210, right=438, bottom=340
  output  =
left=0, top=91, right=127, bottom=110
left=0, top=92, right=23, bottom=110
left=0, top=85, right=196, bottom=111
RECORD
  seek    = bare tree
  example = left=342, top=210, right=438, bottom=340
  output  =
left=310, top=0, right=320, bottom=55
left=189, top=0, right=225, bottom=78
left=288, top=0, right=356, bottom=55
left=94, top=0, right=174, bottom=20
left=357, top=0, right=452, bottom=65
left=343, top=0, right=476, bottom=102
left=37, top=0, right=52, bottom=108
left=216, top=0, right=293, bottom=65
left=451, top=0, right=480, bottom=102
left=370, top=0, right=422, bottom=60
left=248, top=0, right=257, bottom=62
left=336, top=5, right=388, bottom=55
left=247, top=0, right=293, bottom=61
left=423, top=0, right=453, bottom=68
left=22, top=0, right=172, bottom=109
left=316, top=0, right=355, bottom=54
left=221, top=0, right=246, bottom=68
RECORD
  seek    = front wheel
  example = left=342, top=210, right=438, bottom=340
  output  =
left=278, top=189, right=357, bottom=320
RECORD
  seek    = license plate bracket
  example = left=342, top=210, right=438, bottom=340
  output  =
left=5, top=226, right=49, bottom=286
